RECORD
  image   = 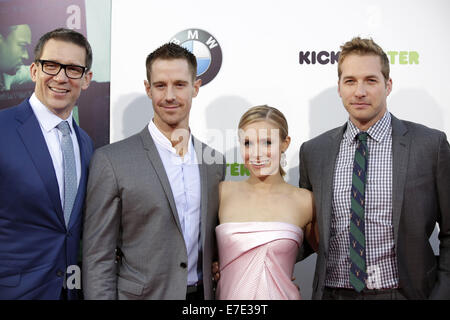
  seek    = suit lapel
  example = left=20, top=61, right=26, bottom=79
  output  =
left=390, top=114, right=410, bottom=248
left=321, top=125, right=346, bottom=254
left=15, top=101, right=65, bottom=228
left=192, top=137, right=208, bottom=249
left=139, top=128, right=183, bottom=234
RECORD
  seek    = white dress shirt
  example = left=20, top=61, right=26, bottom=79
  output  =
left=29, top=93, right=81, bottom=209
left=148, top=120, right=202, bottom=286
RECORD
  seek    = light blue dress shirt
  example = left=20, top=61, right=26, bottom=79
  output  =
left=29, top=93, right=81, bottom=209
left=148, top=120, right=202, bottom=286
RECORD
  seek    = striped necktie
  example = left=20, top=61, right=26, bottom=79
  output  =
left=349, top=131, right=368, bottom=292
left=57, top=121, right=77, bottom=227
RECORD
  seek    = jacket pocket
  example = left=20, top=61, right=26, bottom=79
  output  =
left=117, top=276, right=144, bottom=296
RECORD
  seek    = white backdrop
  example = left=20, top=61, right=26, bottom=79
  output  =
left=110, top=0, right=450, bottom=299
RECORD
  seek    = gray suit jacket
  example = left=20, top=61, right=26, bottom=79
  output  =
left=299, top=114, right=450, bottom=299
left=82, top=127, right=226, bottom=299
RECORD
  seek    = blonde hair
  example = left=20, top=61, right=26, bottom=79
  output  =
left=338, top=37, right=390, bottom=82
left=238, top=105, right=289, bottom=176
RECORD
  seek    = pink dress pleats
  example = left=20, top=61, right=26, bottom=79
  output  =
left=216, top=221, right=303, bottom=300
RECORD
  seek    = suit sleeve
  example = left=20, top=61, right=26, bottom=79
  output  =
left=222, top=155, right=227, bottom=181
left=299, top=142, right=312, bottom=191
left=431, top=132, right=450, bottom=299
left=82, top=149, right=121, bottom=300
left=297, top=142, right=314, bottom=261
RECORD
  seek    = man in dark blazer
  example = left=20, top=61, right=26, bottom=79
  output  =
left=299, top=37, right=450, bottom=299
left=0, top=28, right=94, bottom=299
left=82, top=43, right=226, bottom=300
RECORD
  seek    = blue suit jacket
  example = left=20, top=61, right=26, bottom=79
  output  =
left=0, top=99, right=94, bottom=299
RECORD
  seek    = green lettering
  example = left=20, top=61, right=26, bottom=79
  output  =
left=240, top=164, right=250, bottom=176
left=399, top=51, right=408, bottom=64
left=230, top=163, right=239, bottom=176
left=386, top=51, right=398, bottom=64
left=409, top=51, right=419, bottom=64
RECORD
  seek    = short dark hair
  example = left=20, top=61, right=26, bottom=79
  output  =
left=34, top=28, right=93, bottom=71
left=145, top=42, right=197, bottom=82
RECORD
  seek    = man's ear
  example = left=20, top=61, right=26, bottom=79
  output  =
left=386, top=78, right=393, bottom=96
left=144, top=80, right=152, bottom=98
left=81, top=71, right=93, bottom=90
left=30, top=62, right=38, bottom=83
left=192, top=78, right=201, bottom=97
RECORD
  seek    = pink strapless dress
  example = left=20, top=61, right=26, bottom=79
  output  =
left=215, top=221, right=303, bottom=300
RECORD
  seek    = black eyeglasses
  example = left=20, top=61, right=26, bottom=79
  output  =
left=37, top=60, right=87, bottom=79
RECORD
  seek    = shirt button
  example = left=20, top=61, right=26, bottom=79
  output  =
left=180, top=262, right=187, bottom=269
left=56, top=270, right=64, bottom=277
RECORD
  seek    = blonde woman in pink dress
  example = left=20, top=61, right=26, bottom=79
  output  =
left=216, top=105, right=318, bottom=300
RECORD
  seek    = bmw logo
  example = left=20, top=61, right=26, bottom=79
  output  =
left=170, top=29, right=222, bottom=86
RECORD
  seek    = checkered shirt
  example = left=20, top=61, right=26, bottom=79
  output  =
left=325, top=111, right=400, bottom=289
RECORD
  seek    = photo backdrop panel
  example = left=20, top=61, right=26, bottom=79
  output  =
left=0, top=0, right=111, bottom=148
left=110, top=0, right=450, bottom=299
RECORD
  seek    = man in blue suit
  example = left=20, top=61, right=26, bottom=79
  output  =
left=0, top=28, right=94, bottom=300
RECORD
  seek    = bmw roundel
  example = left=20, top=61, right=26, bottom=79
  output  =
left=170, top=29, right=222, bottom=86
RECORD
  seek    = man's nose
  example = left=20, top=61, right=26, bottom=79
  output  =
left=53, top=67, right=69, bottom=82
left=165, top=85, right=176, bottom=101
left=355, top=82, right=367, bottom=97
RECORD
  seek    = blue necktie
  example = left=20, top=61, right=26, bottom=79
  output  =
left=57, top=121, right=77, bottom=227
left=349, top=132, right=368, bottom=292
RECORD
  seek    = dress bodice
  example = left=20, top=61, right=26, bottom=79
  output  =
left=216, top=221, right=303, bottom=300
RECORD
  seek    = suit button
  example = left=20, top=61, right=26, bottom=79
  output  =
left=56, top=270, right=64, bottom=277
left=180, top=262, right=187, bottom=269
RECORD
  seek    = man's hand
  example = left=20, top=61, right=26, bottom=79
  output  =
left=292, top=277, right=300, bottom=291
left=212, top=261, right=220, bottom=282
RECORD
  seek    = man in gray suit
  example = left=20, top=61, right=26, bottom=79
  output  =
left=299, top=37, right=450, bottom=299
left=82, top=43, right=226, bottom=300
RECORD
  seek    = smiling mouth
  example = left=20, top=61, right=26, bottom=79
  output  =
left=249, top=159, right=270, bottom=166
left=49, top=87, right=70, bottom=94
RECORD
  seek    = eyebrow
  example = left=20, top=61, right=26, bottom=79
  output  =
left=152, top=80, right=189, bottom=85
left=342, top=74, right=381, bottom=80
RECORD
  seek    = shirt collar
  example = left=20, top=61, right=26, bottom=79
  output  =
left=148, top=119, right=194, bottom=159
left=29, top=93, right=75, bottom=134
left=344, top=110, right=391, bottom=144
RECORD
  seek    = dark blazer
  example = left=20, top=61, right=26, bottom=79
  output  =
left=0, top=99, right=94, bottom=300
left=299, top=113, right=450, bottom=299
left=82, top=127, right=226, bottom=300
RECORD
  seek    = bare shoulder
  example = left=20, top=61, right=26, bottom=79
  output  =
left=296, top=187, right=314, bottom=200
left=218, top=181, right=246, bottom=223
left=284, top=184, right=313, bottom=200
left=288, top=185, right=314, bottom=209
